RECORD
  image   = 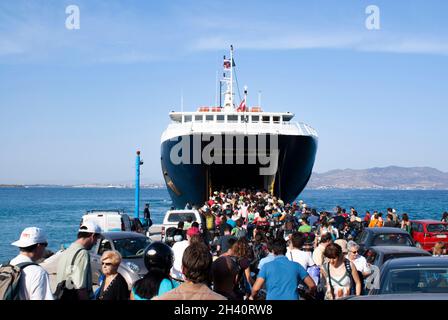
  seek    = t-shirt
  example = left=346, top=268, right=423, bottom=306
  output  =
left=286, top=249, right=315, bottom=270
left=158, top=278, right=180, bottom=296
left=227, top=219, right=237, bottom=229
left=258, top=256, right=309, bottom=300
left=205, top=214, right=215, bottom=230
left=10, top=254, right=54, bottom=300
left=351, top=255, right=371, bottom=275
left=56, top=242, right=92, bottom=294
left=308, top=215, right=319, bottom=226
left=132, top=278, right=180, bottom=300
left=171, top=240, right=189, bottom=280
left=298, top=225, right=312, bottom=233
left=257, top=253, right=275, bottom=271
left=231, top=227, right=247, bottom=239
left=217, top=235, right=237, bottom=254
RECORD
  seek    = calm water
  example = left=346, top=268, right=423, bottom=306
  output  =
left=1, top=187, right=447, bottom=261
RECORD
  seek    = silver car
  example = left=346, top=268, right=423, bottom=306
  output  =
left=90, top=232, right=151, bottom=289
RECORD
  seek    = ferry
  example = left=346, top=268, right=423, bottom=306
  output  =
left=160, top=46, right=318, bottom=208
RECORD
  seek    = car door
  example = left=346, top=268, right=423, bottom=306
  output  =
left=411, top=222, right=424, bottom=247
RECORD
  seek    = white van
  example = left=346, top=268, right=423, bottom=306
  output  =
left=81, top=210, right=133, bottom=232
left=161, top=209, right=204, bottom=242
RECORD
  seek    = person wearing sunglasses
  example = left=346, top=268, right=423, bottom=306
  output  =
left=346, top=240, right=372, bottom=294
left=94, top=250, right=129, bottom=300
left=9, top=227, right=54, bottom=300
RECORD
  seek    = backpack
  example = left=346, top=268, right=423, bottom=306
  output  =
left=54, top=248, right=85, bottom=300
left=0, top=261, right=38, bottom=300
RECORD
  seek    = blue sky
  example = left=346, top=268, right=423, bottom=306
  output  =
left=1, top=0, right=447, bottom=184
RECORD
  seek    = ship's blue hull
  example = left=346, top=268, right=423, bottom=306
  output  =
left=161, top=134, right=317, bottom=209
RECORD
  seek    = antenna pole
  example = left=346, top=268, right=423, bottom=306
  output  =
left=230, top=45, right=234, bottom=108
left=181, top=89, right=184, bottom=112
left=215, top=71, right=218, bottom=107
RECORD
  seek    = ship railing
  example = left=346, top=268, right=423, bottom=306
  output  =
left=165, top=121, right=318, bottom=137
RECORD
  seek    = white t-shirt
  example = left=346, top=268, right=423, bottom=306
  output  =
left=286, top=248, right=315, bottom=270
left=170, top=240, right=189, bottom=280
left=350, top=255, right=371, bottom=274
left=10, top=254, right=54, bottom=300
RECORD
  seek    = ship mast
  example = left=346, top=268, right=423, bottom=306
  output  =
left=222, top=45, right=235, bottom=112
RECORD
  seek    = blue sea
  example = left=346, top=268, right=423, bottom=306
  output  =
left=1, top=187, right=447, bottom=262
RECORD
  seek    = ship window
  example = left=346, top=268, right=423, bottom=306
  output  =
left=273, top=116, right=280, bottom=123
left=205, top=115, right=214, bottom=122
left=252, top=115, right=259, bottom=123
left=184, top=115, right=192, bottom=123
left=217, top=115, right=225, bottom=122
left=240, top=115, right=248, bottom=123
left=262, top=116, right=270, bottom=123
left=227, top=115, right=238, bottom=123
left=195, top=115, right=203, bottom=122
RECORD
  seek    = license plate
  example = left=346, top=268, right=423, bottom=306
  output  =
left=436, top=234, right=447, bottom=238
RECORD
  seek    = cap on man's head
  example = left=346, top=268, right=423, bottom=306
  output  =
left=11, top=227, right=48, bottom=248
left=78, top=220, right=101, bottom=234
left=187, top=226, right=200, bottom=237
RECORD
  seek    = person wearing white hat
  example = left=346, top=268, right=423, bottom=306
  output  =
left=56, top=220, right=101, bottom=300
left=9, top=227, right=54, bottom=300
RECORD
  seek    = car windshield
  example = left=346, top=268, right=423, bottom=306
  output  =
left=112, top=237, right=151, bottom=259
left=427, top=224, right=448, bottom=233
left=167, top=212, right=197, bottom=223
left=372, top=234, right=413, bottom=246
left=382, top=268, right=448, bottom=294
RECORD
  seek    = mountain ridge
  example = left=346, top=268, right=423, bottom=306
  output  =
left=307, top=166, right=448, bottom=190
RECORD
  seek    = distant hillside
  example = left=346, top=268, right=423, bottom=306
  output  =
left=307, top=166, right=448, bottom=190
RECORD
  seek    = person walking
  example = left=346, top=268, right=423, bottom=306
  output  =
left=286, top=232, right=315, bottom=270
left=95, top=250, right=129, bottom=300
left=8, top=227, right=54, bottom=300
left=441, top=212, right=448, bottom=223
left=249, top=238, right=316, bottom=300
left=171, top=227, right=201, bottom=280
left=154, top=242, right=227, bottom=300
left=211, top=256, right=243, bottom=300
left=312, top=233, right=333, bottom=267
left=143, top=203, right=152, bottom=228
left=56, top=221, right=101, bottom=300
left=321, top=243, right=362, bottom=300
left=401, top=213, right=412, bottom=233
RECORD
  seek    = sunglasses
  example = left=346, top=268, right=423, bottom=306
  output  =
left=350, top=250, right=358, bottom=254
left=102, top=262, right=113, bottom=266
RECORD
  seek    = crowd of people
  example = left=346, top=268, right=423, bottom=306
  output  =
left=2, top=188, right=448, bottom=301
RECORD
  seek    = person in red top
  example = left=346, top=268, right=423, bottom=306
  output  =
left=363, top=211, right=371, bottom=227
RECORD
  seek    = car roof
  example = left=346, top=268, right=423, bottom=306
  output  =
left=366, top=227, right=409, bottom=234
left=167, top=209, right=199, bottom=214
left=367, top=246, right=430, bottom=255
left=100, top=231, right=148, bottom=240
left=86, top=210, right=126, bottom=215
left=383, top=256, right=448, bottom=268
left=410, top=219, right=446, bottom=224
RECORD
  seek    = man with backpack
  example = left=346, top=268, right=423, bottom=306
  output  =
left=2, top=227, right=54, bottom=300
left=56, top=221, right=101, bottom=300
